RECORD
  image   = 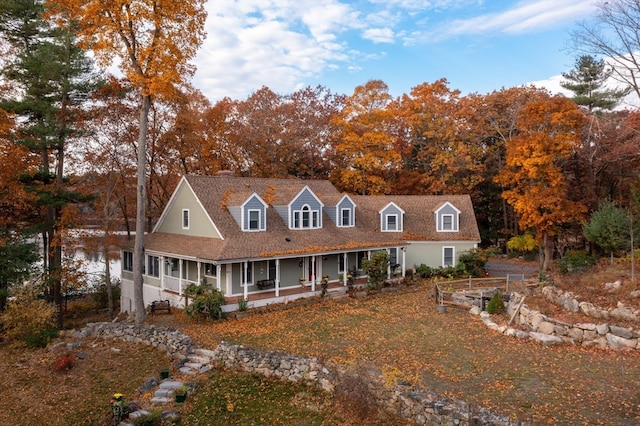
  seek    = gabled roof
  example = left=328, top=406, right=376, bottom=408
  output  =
left=132, top=175, right=480, bottom=262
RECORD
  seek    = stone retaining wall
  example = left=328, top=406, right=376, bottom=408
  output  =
left=542, top=285, right=640, bottom=322
left=210, top=340, right=510, bottom=426
left=73, top=322, right=195, bottom=359
left=505, top=292, right=640, bottom=350
left=77, top=322, right=512, bottom=425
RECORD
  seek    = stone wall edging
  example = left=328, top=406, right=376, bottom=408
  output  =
left=472, top=292, right=640, bottom=350
left=76, top=322, right=512, bottom=425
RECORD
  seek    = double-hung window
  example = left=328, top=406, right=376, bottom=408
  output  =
left=340, top=208, right=351, bottom=227
left=386, top=214, right=398, bottom=231
left=443, top=247, right=454, bottom=267
left=248, top=209, right=260, bottom=231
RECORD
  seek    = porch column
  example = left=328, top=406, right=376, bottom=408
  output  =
left=243, top=261, right=248, bottom=300
left=160, top=256, right=165, bottom=290
left=197, top=261, right=201, bottom=286
left=401, top=247, right=406, bottom=277
left=179, top=258, right=184, bottom=294
left=311, top=256, right=316, bottom=292
left=275, top=259, right=280, bottom=297
left=386, top=248, right=391, bottom=279
left=225, top=263, right=232, bottom=296
left=342, top=253, right=347, bottom=286
left=216, top=264, right=221, bottom=291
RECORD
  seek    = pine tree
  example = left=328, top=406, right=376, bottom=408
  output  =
left=561, top=55, right=630, bottom=112
left=0, top=0, right=97, bottom=326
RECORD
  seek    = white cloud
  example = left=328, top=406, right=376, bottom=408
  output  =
left=193, top=0, right=356, bottom=100
left=363, top=28, right=395, bottom=44
left=425, top=0, right=598, bottom=41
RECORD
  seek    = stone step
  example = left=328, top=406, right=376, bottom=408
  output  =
left=187, top=355, right=211, bottom=364
left=184, top=362, right=203, bottom=369
left=128, top=409, right=150, bottom=420
left=150, top=396, right=173, bottom=404
left=180, top=366, right=198, bottom=375
left=154, top=388, right=173, bottom=397
left=159, top=380, right=184, bottom=390
left=194, top=348, right=216, bottom=358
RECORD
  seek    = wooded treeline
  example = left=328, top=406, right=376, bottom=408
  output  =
left=3, top=0, right=640, bottom=323
left=7, top=75, right=640, bottom=257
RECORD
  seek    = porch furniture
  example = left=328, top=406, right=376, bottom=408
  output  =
left=256, top=279, right=275, bottom=290
left=150, top=299, right=171, bottom=315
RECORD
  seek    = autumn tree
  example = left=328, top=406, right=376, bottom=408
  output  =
left=393, top=79, right=483, bottom=195
left=51, top=0, right=207, bottom=322
left=331, top=80, right=401, bottom=195
left=461, top=86, right=549, bottom=244
left=561, top=55, right=629, bottom=113
left=495, top=95, right=587, bottom=270
left=571, top=0, right=640, bottom=104
left=0, top=109, right=40, bottom=311
left=217, top=85, right=342, bottom=179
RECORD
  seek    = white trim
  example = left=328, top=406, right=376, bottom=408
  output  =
left=439, top=213, right=456, bottom=232
left=245, top=208, right=262, bottom=231
left=339, top=207, right=354, bottom=227
left=291, top=203, right=322, bottom=230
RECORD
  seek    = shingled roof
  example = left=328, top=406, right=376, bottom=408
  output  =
left=136, top=175, right=480, bottom=262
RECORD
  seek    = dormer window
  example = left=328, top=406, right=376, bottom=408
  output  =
left=435, top=202, right=460, bottom=232
left=380, top=202, right=404, bottom=232
left=335, top=194, right=355, bottom=228
left=441, top=214, right=453, bottom=231
left=248, top=209, right=261, bottom=231
left=340, top=208, right=352, bottom=227
left=293, top=204, right=320, bottom=229
left=239, top=193, right=267, bottom=232
left=386, top=214, right=398, bottom=231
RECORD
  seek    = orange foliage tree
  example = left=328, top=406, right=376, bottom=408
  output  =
left=48, top=0, right=207, bottom=322
left=495, top=95, right=587, bottom=270
left=393, top=78, right=483, bottom=195
left=331, top=80, right=401, bottom=195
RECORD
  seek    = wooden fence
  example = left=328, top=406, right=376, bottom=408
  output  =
left=435, top=274, right=525, bottom=307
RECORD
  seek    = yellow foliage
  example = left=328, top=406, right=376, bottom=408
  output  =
left=47, top=0, right=207, bottom=99
left=1, top=286, right=58, bottom=342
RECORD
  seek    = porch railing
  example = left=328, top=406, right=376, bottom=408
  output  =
left=163, top=275, right=198, bottom=294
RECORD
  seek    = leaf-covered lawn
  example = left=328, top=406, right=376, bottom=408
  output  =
left=171, top=285, right=640, bottom=425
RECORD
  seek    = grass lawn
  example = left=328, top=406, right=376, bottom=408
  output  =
left=171, top=283, right=640, bottom=425
left=4, top=274, right=640, bottom=425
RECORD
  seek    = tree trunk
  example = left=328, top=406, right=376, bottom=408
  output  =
left=133, top=94, right=151, bottom=324
left=541, top=231, right=553, bottom=272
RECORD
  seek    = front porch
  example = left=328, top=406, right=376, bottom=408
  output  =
left=221, top=279, right=358, bottom=312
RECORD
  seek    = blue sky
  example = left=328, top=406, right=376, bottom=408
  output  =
left=192, top=0, right=599, bottom=101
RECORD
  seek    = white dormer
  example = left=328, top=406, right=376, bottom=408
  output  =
left=289, top=186, right=323, bottom=229
left=380, top=202, right=404, bottom=232
left=435, top=202, right=460, bottom=232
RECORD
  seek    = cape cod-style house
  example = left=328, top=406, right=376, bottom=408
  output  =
left=119, top=174, right=481, bottom=313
